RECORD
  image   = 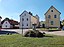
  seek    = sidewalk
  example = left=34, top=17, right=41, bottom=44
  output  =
left=40, top=31, right=64, bottom=36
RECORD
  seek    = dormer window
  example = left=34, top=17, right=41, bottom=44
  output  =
left=51, top=10, right=53, bottom=12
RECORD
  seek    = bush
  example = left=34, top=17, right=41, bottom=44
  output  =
left=35, top=30, right=45, bottom=37
left=24, top=30, right=45, bottom=37
left=7, top=33, right=9, bottom=35
left=24, top=30, right=36, bottom=37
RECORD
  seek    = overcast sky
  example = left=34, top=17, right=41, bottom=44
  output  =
left=0, top=0, right=64, bottom=21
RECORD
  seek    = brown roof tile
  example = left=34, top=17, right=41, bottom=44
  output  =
left=1, top=18, right=19, bottom=25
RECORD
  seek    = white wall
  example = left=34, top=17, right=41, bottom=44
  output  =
left=2, top=21, right=11, bottom=28
left=0, top=18, right=1, bottom=25
left=19, top=11, right=31, bottom=29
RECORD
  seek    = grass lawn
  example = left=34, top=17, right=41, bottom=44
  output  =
left=39, top=28, right=59, bottom=31
left=0, top=34, right=64, bottom=47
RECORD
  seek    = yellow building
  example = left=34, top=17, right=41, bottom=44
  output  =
left=31, top=15, right=39, bottom=27
left=44, top=6, right=61, bottom=28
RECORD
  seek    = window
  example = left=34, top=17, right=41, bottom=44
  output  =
left=54, top=15, right=57, bottom=18
left=27, top=24, right=28, bottom=26
left=6, top=25, right=7, bottom=27
left=48, top=15, right=51, bottom=18
left=51, top=10, right=53, bottom=12
left=6, top=22, right=7, bottom=24
left=22, top=18, right=24, bottom=21
left=51, top=21, right=54, bottom=25
left=22, top=24, right=24, bottom=26
left=27, top=18, right=28, bottom=21
left=25, top=14, right=26, bottom=16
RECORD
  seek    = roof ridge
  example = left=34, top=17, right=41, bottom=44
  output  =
left=20, top=10, right=38, bottom=19
left=44, top=6, right=61, bottom=15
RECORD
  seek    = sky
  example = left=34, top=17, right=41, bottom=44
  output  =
left=0, top=0, right=64, bottom=22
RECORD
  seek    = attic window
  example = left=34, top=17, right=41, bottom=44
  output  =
left=51, top=10, right=53, bottom=12
left=25, top=14, right=26, bottom=16
left=6, top=22, right=7, bottom=24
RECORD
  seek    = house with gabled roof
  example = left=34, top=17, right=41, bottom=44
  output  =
left=1, top=18, right=19, bottom=29
left=44, top=6, right=61, bottom=28
left=19, top=10, right=39, bottom=29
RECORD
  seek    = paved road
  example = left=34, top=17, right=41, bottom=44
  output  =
left=1, top=29, right=64, bottom=36
left=1, top=29, right=32, bottom=35
left=40, top=31, right=64, bottom=36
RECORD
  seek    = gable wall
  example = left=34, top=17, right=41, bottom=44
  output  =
left=45, top=7, right=60, bottom=28
left=2, top=21, right=11, bottom=28
left=19, top=11, right=31, bottom=28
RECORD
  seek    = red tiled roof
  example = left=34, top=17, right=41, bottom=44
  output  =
left=1, top=18, right=19, bottom=25
left=9, top=20, right=19, bottom=25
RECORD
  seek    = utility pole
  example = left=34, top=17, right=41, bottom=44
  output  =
left=22, top=18, right=23, bottom=36
left=48, top=18, right=49, bottom=31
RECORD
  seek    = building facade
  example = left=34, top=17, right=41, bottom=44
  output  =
left=19, top=11, right=39, bottom=29
left=40, top=21, right=45, bottom=28
left=2, top=18, right=19, bottom=29
left=44, top=6, right=61, bottom=28
left=2, top=20, right=11, bottom=28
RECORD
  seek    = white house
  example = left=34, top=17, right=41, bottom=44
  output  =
left=1, top=18, right=19, bottom=29
left=19, top=11, right=39, bottom=29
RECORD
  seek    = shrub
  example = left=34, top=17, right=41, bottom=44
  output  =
left=24, top=30, right=36, bottom=37
left=35, top=30, right=45, bottom=37
left=7, top=33, right=9, bottom=35
left=24, top=30, right=45, bottom=37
